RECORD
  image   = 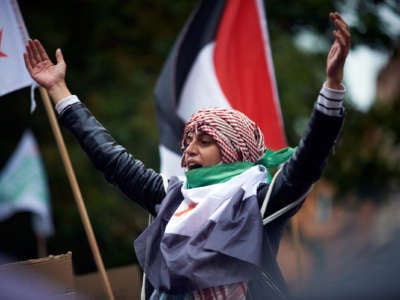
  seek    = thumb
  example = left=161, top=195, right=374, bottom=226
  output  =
left=55, top=48, right=65, bottom=65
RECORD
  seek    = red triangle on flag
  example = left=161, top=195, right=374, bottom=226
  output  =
left=0, top=29, right=8, bottom=57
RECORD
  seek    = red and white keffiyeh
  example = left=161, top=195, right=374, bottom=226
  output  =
left=181, top=107, right=266, bottom=167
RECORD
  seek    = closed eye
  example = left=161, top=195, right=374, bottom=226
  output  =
left=198, top=135, right=215, bottom=147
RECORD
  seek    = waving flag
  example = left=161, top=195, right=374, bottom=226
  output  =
left=135, top=166, right=266, bottom=293
left=0, top=130, right=54, bottom=237
left=154, top=0, right=286, bottom=177
left=0, top=0, right=35, bottom=97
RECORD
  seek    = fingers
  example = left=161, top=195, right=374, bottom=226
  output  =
left=329, top=12, right=351, bottom=62
left=330, top=12, right=351, bottom=47
left=25, top=39, right=37, bottom=66
left=23, top=41, right=32, bottom=69
left=24, top=39, right=52, bottom=66
left=55, top=48, right=65, bottom=65
left=23, top=51, right=32, bottom=73
left=30, top=39, right=43, bottom=65
left=333, top=31, right=347, bottom=54
left=34, top=39, right=51, bottom=61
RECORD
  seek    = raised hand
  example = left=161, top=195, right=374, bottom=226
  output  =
left=24, top=39, right=71, bottom=102
left=326, top=12, right=351, bottom=90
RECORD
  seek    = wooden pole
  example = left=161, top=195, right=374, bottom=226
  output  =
left=39, top=87, right=115, bottom=300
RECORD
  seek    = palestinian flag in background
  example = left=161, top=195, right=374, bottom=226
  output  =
left=154, top=0, right=287, bottom=177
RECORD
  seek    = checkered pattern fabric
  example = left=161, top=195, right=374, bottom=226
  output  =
left=181, top=108, right=265, bottom=167
left=193, top=282, right=248, bottom=300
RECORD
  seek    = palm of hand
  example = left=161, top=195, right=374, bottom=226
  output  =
left=31, top=59, right=65, bottom=89
left=326, top=41, right=343, bottom=82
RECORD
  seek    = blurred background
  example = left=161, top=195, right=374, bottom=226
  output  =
left=0, top=0, right=399, bottom=294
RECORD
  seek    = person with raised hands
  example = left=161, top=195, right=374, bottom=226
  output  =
left=24, top=12, right=350, bottom=300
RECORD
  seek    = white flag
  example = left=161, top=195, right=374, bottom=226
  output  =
left=0, top=0, right=35, bottom=96
left=0, top=130, right=54, bottom=237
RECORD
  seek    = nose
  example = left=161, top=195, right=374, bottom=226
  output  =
left=184, top=138, right=198, bottom=156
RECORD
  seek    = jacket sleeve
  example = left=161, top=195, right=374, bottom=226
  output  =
left=259, top=103, right=345, bottom=219
left=58, top=101, right=166, bottom=215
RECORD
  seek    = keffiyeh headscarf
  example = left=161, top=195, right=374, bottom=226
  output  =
left=181, top=107, right=265, bottom=167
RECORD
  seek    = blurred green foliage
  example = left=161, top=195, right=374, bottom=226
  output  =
left=0, top=0, right=398, bottom=274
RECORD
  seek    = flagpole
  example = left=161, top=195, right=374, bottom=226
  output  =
left=39, top=87, right=115, bottom=300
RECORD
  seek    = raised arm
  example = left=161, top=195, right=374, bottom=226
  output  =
left=261, top=12, right=350, bottom=219
left=24, top=39, right=166, bottom=215
left=24, top=39, right=71, bottom=103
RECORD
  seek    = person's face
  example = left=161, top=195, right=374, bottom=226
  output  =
left=182, top=131, right=222, bottom=170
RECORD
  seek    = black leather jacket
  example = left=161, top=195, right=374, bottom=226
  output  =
left=58, top=101, right=344, bottom=299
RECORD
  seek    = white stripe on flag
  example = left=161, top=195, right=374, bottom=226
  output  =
left=165, top=166, right=266, bottom=237
left=177, top=43, right=230, bottom=122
